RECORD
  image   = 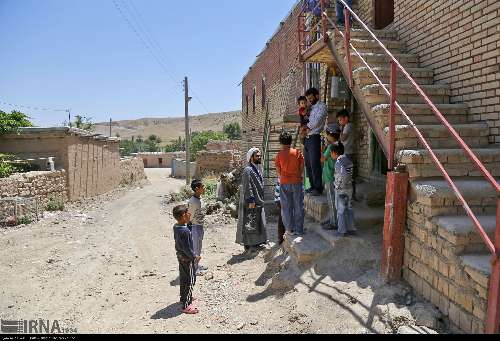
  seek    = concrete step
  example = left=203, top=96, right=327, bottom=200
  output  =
left=398, top=148, right=500, bottom=179
left=304, top=194, right=385, bottom=226
left=282, top=230, right=332, bottom=265
left=338, top=38, right=405, bottom=54
left=432, top=215, right=496, bottom=255
left=460, top=254, right=491, bottom=292
left=354, top=66, right=434, bottom=86
left=349, top=28, right=399, bottom=41
left=409, top=177, right=499, bottom=216
left=372, top=103, right=469, bottom=126
left=362, top=84, right=451, bottom=106
left=343, top=52, right=419, bottom=69
left=391, top=123, right=490, bottom=150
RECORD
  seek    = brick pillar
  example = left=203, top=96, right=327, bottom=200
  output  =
left=381, top=171, right=409, bottom=282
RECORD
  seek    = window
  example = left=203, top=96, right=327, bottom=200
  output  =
left=252, top=86, right=256, bottom=114
left=245, top=95, right=249, bottom=117
left=262, top=77, right=266, bottom=109
left=306, top=63, right=321, bottom=90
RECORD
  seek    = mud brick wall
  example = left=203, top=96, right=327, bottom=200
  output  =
left=196, top=150, right=243, bottom=177
left=393, top=0, right=500, bottom=143
left=205, top=141, right=242, bottom=152
left=119, top=158, right=148, bottom=186
left=0, top=171, right=67, bottom=221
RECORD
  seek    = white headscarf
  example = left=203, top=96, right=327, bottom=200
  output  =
left=246, top=147, right=260, bottom=164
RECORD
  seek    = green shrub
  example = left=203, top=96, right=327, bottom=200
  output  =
left=169, top=185, right=192, bottom=203
left=0, top=161, right=14, bottom=178
left=18, top=215, right=33, bottom=225
left=46, top=198, right=64, bottom=212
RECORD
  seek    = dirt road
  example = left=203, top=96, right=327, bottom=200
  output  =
left=0, top=169, right=304, bottom=334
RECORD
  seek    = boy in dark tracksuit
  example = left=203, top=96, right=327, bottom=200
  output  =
left=172, top=205, right=200, bottom=314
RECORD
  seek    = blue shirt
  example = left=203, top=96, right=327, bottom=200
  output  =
left=307, top=101, right=328, bottom=136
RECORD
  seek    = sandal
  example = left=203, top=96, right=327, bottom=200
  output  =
left=182, top=304, right=199, bottom=315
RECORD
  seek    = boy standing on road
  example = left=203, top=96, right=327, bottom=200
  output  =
left=188, top=180, right=208, bottom=276
left=172, top=204, right=200, bottom=315
left=275, top=131, right=305, bottom=237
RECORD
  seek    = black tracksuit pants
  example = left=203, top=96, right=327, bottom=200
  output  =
left=179, top=260, right=196, bottom=309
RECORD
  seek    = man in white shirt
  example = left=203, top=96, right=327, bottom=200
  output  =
left=304, top=87, right=328, bottom=196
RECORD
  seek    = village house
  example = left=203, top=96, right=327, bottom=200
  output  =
left=242, top=0, right=500, bottom=334
left=0, top=127, right=121, bottom=202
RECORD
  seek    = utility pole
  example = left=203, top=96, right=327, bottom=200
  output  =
left=67, top=109, right=72, bottom=128
left=184, top=77, right=192, bottom=185
left=109, top=118, right=112, bottom=137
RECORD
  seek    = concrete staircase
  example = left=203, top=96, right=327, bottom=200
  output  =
left=327, top=27, right=499, bottom=333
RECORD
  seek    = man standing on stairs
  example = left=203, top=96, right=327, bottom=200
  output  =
left=236, top=148, right=268, bottom=255
left=304, top=87, right=328, bottom=196
left=336, top=0, right=353, bottom=28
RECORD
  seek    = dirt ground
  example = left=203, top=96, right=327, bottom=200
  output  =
left=0, top=169, right=441, bottom=334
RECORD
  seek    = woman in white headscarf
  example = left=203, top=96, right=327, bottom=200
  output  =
left=235, top=147, right=268, bottom=254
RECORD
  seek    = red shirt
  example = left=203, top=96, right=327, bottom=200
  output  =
left=275, top=148, right=304, bottom=185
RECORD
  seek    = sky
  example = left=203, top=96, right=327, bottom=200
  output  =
left=0, top=0, right=296, bottom=127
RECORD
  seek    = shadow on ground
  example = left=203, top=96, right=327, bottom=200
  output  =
left=151, top=303, right=183, bottom=320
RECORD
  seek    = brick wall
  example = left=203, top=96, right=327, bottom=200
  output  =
left=242, top=2, right=305, bottom=151
left=393, top=0, right=500, bottom=143
left=357, top=0, right=374, bottom=27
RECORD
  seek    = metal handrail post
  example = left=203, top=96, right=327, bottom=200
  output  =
left=344, top=7, right=353, bottom=88
left=389, top=61, right=397, bottom=171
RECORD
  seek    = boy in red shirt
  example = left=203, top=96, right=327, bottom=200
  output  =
left=298, top=96, right=310, bottom=142
left=274, top=131, right=305, bottom=237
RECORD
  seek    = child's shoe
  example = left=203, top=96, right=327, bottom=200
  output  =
left=182, top=304, right=199, bottom=315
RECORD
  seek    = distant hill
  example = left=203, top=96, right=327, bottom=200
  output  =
left=93, top=111, right=241, bottom=143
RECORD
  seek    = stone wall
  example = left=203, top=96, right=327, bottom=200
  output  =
left=393, top=0, right=500, bottom=143
left=0, top=171, right=67, bottom=224
left=119, top=157, right=148, bottom=186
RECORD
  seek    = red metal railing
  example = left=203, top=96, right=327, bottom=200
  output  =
left=300, top=0, right=500, bottom=333
left=298, top=0, right=329, bottom=57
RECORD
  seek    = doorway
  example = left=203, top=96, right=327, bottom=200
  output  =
left=373, top=0, right=394, bottom=30
left=372, top=132, right=388, bottom=176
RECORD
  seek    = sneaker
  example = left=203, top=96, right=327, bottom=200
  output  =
left=347, top=230, right=358, bottom=236
left=285, top=231, right=294, bottom=236
left=198, top=265, right=209, bottom=271
left=182, top=304, right=199, bottom=315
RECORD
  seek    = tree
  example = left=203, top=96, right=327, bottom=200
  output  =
left=0, top=110, right=34, bottom=135
left=190, top=130, right=228, bottom=161
left=71, top=115, right=94, bottom=131
left=223, top=122, right=242, bottom=140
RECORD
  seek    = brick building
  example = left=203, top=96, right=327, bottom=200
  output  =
left=242, top=0, right=500, bottom=334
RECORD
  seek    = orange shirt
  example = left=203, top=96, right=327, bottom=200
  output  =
left=274, top=148, right=304, bottom=185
